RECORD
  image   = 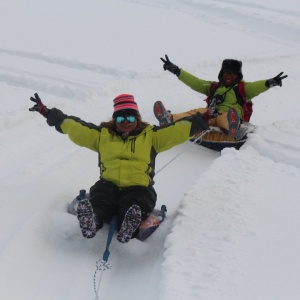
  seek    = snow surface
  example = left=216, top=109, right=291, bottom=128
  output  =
left=0, top=0, right=300, bottom=299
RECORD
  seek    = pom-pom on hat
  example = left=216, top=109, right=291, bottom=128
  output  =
left=112, top=94, right=140, bottom=117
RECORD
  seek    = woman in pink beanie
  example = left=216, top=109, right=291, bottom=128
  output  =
left=29, top=92, right=209, bottom=243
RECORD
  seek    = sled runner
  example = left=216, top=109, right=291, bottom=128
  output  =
left=68, top=190, right=167, bottom=241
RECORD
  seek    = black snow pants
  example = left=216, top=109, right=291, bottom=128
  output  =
left=89, top=179, right=157, bottom=231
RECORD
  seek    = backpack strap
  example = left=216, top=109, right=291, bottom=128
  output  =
left=205, top=82, right=219, bottom=107
left=233, top=82, right=253, bottom=123
left=206, top=81, right=253, bottom=123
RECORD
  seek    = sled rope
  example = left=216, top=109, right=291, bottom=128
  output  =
left=93, top=216, right=117, bottom=300
left=192, top=129, right=210, bottom=144
left=156, top=129, right=209, bottom=175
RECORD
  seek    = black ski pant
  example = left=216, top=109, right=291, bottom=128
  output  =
left=89, top=179, right=157, bottom=231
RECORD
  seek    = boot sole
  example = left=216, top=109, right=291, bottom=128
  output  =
left=77, top=199, right=97, bottom=238
left=227, top=108, right=240, bottom=138
left=117, top=205, right=142, bottom=243
left=153, top=101, right=172, bottom=125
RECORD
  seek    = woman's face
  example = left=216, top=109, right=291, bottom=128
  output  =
left=223, top=72, right=238, bottom=86
left=115, top=115, right=138, bottom=133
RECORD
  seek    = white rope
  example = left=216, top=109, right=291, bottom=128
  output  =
left=93, top=216, right=116, bottom=299
left=156, top=129, right=209, bottom=175
left=93, top=259, right=113, bottom=300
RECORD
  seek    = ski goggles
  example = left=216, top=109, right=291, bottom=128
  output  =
left=115, top=115, right=136, bottom=124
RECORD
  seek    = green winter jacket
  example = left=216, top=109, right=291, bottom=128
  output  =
left=46, top=108, right=207, bottom=188
left=178, top=69, right=269, bottom=118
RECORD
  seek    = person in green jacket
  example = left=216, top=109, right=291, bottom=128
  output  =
left=29, top=93, right=209, bottom=243
left=154, top=55, right=287, bottom=138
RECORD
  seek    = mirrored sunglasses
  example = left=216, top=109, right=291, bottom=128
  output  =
left=116, top=115, right=136, bottom=124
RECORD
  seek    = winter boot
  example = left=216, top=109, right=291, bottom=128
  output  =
left=76, top=198, right=97, bottom=238
left=153, top=101, right=173, bottom=126
left=117, top=205, right=142, bottom=243
left=227, top=108, right=240, bottom=138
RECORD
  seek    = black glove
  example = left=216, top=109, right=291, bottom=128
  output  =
left=29, top=93, right=49, bottom=117
left=265, top=72, right=288, bottom=88
left=160, top=55, right=181, bottom=76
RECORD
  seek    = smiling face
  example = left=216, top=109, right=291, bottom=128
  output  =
left=218, top=59, right=243, bottom=85
left=223, top=72, right=238, bottom=86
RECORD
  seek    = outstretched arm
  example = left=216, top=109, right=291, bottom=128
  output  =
left=28, top=92, right=100, bottom=151
left=152, top=113, right=209, bottom=152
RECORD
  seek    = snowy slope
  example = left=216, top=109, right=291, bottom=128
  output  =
left=0, top=0, right=300, bottom=299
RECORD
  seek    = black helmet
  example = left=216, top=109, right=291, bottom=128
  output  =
left=218, top=59, right=243, bottom=82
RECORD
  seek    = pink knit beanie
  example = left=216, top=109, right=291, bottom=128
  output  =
left=112, top=94, right=140, bottom=117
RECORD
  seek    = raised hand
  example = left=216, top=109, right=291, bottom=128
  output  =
left=29, top=93, right=49, bottom=116
left=160, top=55, right=181, bottom=76
left=266, top=72, right=288, bottom=87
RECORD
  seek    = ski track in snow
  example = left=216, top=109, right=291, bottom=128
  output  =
left=0, top=35, right=219, bottom=293
left=0, top=48, right=142, bottom=101
left=0, top=48, right=139, bottom=77
left=124, top=0, right=300, bottom=44
left=0, top=42, right=220, bottom=298
left=0, top=0, right=300, bottom=299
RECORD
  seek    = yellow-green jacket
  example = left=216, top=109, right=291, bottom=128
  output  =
left=178, top=69, right=269, bottom=118
left=46, top=108, right=208, bottom=188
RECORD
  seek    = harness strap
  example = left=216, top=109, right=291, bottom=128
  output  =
left=206, top=81, right=253, bottom=122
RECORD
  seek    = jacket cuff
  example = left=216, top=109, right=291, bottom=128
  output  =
left=46, top=108, right=68, bottom=132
